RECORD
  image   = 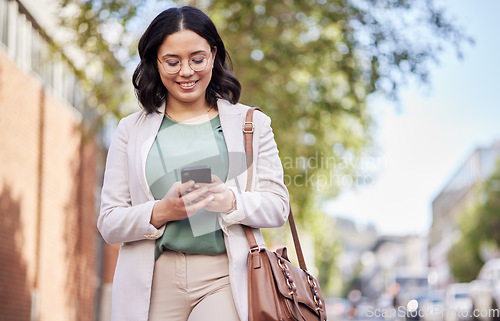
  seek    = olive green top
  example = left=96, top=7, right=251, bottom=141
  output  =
left=145, top=115, right=228, bottom=260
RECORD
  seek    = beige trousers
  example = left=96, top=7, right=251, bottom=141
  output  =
left=148, top=251, right=239, bottom=321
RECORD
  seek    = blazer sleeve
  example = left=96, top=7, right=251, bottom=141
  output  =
left=97, top=117, right=164, bottom=244
left=220, top=112, right=290, bottom=229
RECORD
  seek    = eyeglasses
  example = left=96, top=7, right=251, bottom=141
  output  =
left=158, top=52, right=211, bottom=74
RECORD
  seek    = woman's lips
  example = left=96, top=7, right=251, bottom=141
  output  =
left=177, top=80, right=198, bottom=90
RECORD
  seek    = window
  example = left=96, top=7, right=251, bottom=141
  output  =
left=0, top=0, right=87, bottom=112
left=0, top=0, right=8, bottom=46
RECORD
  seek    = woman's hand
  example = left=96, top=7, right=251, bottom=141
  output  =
left=201, top=175, right=236, bottom=213
left=150, top=180, right=213, bottom=228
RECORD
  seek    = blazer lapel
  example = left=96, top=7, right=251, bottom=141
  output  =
left=218, top=100, right=247, bottom=190
left=136, top=104, right=166, bottom=200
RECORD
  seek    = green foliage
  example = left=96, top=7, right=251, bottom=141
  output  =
left=448, top=239, right=483, bottom=283
left=57, top=0, right=470, bottom=291
left=57, top=0, right=143, bottom=119
left=313, top=214, right=343, bottom=295
left=449, top=160, right=500, bottom=282
left=447, top=207, right=483, bottom=282
left=476, top=171, right=500, bottom=243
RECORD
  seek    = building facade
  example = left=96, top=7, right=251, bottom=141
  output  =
left=0, top=0, right=115, bottom=320
left=333, top=216, right=429, bottom=300
left=429, top=142, right=500, bottom=288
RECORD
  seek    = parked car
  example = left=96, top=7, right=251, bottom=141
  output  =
left=405, top=290, right=445, bottom=321
left=420, top=290, right=445, bottom=321
left=393, top=272, right=430, bottom=310
left=469, top=259, right=500, bottom=321
left=445, top=283, right=473, bottom=321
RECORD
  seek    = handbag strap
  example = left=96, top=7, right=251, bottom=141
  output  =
left=241, top=108, right=308, bottom=271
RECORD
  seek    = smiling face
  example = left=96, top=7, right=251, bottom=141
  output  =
left=157, top=29, right=216, bottom=108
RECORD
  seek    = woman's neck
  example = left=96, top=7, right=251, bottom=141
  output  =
left=166, top=98, right=209, bottom=113
left=164, top=99, right=214, bottom=124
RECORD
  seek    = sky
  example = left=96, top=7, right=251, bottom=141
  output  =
left=323, top=0, right=500, bottom=236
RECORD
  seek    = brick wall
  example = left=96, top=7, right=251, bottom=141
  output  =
left=0, top=47, right=105, bottom=320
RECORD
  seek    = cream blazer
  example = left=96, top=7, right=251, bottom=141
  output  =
left=98, top=99, right=290, bottom=321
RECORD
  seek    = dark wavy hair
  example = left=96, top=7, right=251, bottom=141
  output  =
left=132, top=6, right=241, bottom=114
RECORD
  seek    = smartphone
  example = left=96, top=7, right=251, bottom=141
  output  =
left=181, top=165, right=212, bottom=183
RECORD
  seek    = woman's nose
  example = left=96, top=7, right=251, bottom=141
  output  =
left=178, top=61, right=194, bottom=77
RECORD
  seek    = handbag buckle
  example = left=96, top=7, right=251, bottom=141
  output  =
left=249, top=245, right=262, bottom=252
left=243, top=122, right=254, bottom=133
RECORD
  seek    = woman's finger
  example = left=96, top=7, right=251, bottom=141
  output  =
left=181, top=186, right=209, bottom=204
left=185, top=194, right=214, bottom=215
left=177, top=180, right=196, bottom=196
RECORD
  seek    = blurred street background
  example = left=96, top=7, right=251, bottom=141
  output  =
left=1, top=0, right=500, bottom=320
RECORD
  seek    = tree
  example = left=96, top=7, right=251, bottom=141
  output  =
left=449, top=160, right=500, bottom=282
left=57, top=0, right=470, bottom=294
left=447, top=209, right=483, bottom=282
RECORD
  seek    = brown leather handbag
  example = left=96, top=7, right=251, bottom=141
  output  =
left=242, top=108, right=327, bottom=321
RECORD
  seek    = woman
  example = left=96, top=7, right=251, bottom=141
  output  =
left=98, top=6, right=289, bottom=321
